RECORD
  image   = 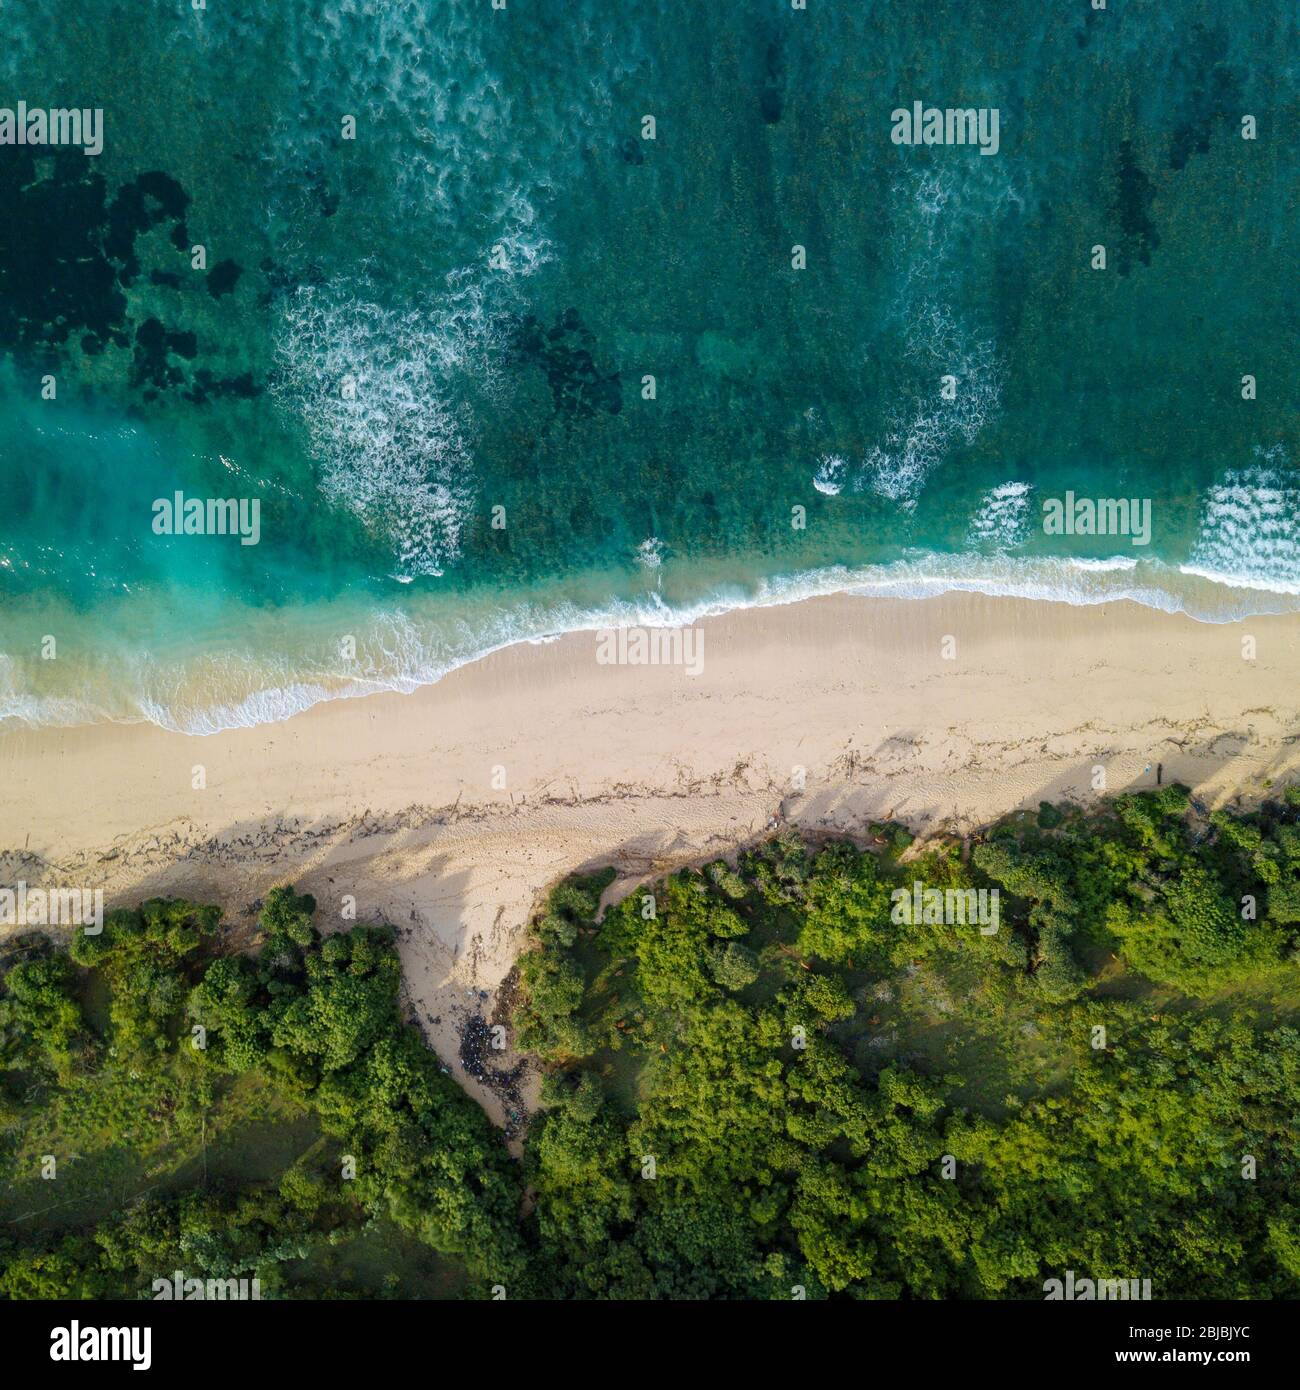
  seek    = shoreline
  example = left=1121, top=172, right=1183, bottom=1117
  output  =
left=4, top=552, right=1300, bottom=738
left=4, top=590, right=1299, bottom=1123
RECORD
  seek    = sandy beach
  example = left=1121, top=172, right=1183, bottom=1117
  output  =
left=3, top=591, right=1299, bottom=1122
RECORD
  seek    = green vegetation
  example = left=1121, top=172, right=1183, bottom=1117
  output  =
left=3, top=788, right=1300, bottom=1299
left=516, top=789, right=1300, bottom=1298
left=0, top=889, right=521, bottom=1298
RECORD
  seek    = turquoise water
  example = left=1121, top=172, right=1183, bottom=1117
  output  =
left=0, top=0, right=1297, bottom=731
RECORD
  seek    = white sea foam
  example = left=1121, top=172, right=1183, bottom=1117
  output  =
left=1068, top=556, right=1139, bottom=571
left=273, top=213, right=550, bottom=580
left=860, top=309, right=1001, bottom=507
left=0, top=655, right=102, bottom=729
left=967, top=480, right=1031, bottom=550
left=836, top=163, right=1007, bottom=507
left=264, top=0, right=561, bottom=580
left=1183, top=455, right=1300, bottom=596
left=813, top=454, right=846, bottom=495
left=274, top=288, right=474, bottom=578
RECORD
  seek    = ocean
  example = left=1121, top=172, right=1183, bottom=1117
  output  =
left=0, top=0, right=1296, bottom=733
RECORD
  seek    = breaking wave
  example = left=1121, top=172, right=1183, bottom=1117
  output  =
left=1182, top=454, right=1300, bottom=596
left=967, top=480, right=1032, bottom=550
